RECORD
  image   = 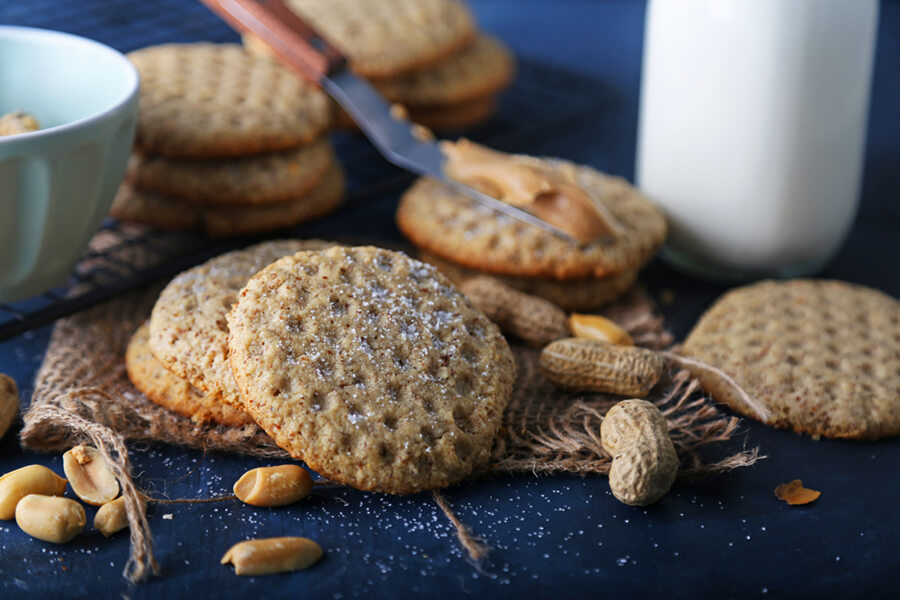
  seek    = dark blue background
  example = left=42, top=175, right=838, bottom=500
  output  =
left=1, top=1, right=899, bottom=598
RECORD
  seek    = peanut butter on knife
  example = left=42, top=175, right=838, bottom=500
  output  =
left=441, top=139, right=624, bottom=243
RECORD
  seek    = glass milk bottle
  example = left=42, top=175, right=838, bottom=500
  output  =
left=635, top=0, right=878, bottom=280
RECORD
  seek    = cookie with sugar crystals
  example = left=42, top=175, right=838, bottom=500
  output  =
left=127, top=43, right=331, bottom=158
left=419, top=251, right=638, bottom=311
left=396, top=157, right=667, bottom=280
left=682, top=279, right=900, bottom=440
left=149, top=239, right=334, bottom=411
left=126, top=323, right=253, bottom=427
left=227, top=246, right=516, bottom=493
left=110, top=161, right=344, bottom=237
left=282, top=0, right=475, bottom=78
left=127, top=138, right=334, bottom=206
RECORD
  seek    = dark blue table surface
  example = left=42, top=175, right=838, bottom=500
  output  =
left=2, top=1, right=899, bottom=598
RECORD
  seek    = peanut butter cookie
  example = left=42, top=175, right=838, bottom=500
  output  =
left=682, top=279, right=900, bottom=439
left=128, top=43, right=331, bottom=158
left=149, top=239, right=334, bottom=410
left=127, top=138, right=334, bottom=205
left=227, top=246, right=516, bottom=493
left=374, top=35, right=514, bottom=107
left=110, top=162, right=344, bottom=237
left=126, top=323, right=253, bottom=427
left=419, top=251, right=638, bottom=311
left=396, top=157, right=667, bottom=280
left=281, top=0, right=476, bottom=78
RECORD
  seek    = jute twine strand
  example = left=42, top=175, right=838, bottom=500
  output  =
left=661, top=351, right=773, bottom=423
left=432, top=491, right=489, bottom=561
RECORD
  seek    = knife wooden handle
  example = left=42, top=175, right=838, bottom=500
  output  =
left=199, top=0, right=346, bottom=82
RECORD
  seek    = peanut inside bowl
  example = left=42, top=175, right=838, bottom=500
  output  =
left=0, top=25, right=139, bottom=302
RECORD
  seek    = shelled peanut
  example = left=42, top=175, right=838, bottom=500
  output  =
left=0, top=465, right=68, bottom=520
left=15, top=494, right=86, bottom=543
left=600, top=399, right=678, bottom=506
left=1, top=443, right=136, bottom=544
left=568, top=314, right=633, bottom=346
left=233, top=465, right=313, bottom=507
left=63, top=444, right=120, bottom=506
left=95, top=494, right=147, bottom=537
left=222, top=537, right=323, bottom=576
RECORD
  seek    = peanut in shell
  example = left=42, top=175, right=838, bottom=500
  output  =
left=601, top=399, right=678, bottom=506
left=460, top=276, right=568, bottom=348
left=540, top=338, right=664, bottom=397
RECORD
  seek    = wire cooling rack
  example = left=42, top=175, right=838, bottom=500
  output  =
left=0, top=1, right=619, bottom=341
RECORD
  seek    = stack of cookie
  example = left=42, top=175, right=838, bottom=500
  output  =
left=243, top=0, right=515, bottom=131
left=396, top=149, right=668, bottom=311
left=110, top=43, right=343, bottom=237
left=127, top=240, right=515, bottom=494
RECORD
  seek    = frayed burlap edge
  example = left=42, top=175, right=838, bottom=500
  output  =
left=20, top=284, right=760, bottom=581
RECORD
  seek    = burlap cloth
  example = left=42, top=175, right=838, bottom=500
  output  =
left=20, top=260, right=759, bottom=582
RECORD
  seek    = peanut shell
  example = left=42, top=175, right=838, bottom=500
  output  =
left=540, top=338, right=664, bottom=397
left=460, top=276, right=568, bottom=348
left=601, top=399, right=678, bottom=506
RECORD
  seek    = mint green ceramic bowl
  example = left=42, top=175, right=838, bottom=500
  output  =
left=0, top=26, right=139, bottom=302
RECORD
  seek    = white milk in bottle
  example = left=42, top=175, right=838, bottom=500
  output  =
left=636, top=0, right=878, bottom=279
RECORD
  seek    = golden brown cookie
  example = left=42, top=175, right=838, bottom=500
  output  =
left=374, top=35, right=514, bottom=107
left=128, top=43, right=331, bottom=158
left=227, top=246, right=516, bottom=493
left=419, top=251, right=638, bottom=311
left=682, top=279, right=900, bottom=440
left=407, top=95, right=499, bottom=131
left=396, top=157, right=667, bottom=280
left=125, top=323, right=253, bottom=427
left=126, top=138, right=334, bottom=205
left=148, top=239, right=334, bottom=411
left=110, top=162, right=344, bottom=237
left=248, top=32, right=513, bottom=109
left=281, top=0, right=476, bottom=78
left=332, top=94, right=498, bottom=131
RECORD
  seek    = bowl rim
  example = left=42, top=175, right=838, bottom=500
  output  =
left=0, top=25, right=140, bottom=143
